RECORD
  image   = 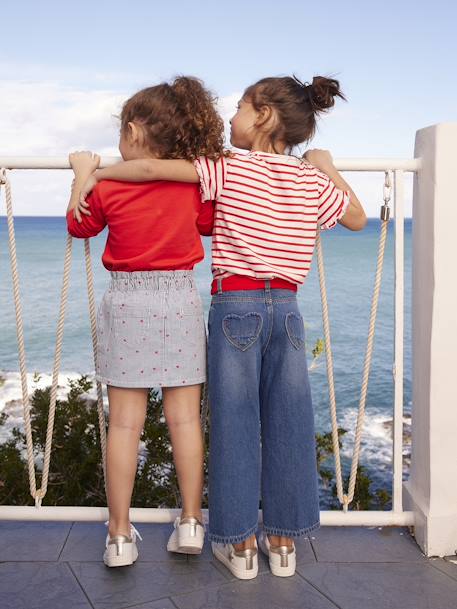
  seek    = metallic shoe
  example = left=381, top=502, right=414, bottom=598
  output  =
left=258, top=530, right=296, bottom=577
left=103, top=521, right=142, bottom=567
left=211, top=539, right=258, bottom=580
left=167, top=515, right=205, bottom=554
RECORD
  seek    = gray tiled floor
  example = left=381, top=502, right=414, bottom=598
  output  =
left=1, top=522, right=457, bottom=609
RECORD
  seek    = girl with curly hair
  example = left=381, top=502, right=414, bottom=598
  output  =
left=66, top=76, right=225, bottom=567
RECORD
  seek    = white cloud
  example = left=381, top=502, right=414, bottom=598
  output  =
left=0, top=79, right=127, bottom=215
left=0, top=81, right=125, bottom=156
left=217, top=91, right=239, bottom=137
left=0, top=79, right=412, bottom=217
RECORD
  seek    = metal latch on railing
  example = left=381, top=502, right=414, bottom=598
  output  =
left=380, top=170, right=392, bottom=221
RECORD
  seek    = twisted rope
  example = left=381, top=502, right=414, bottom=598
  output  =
left=316, top=217, right=389, bottom=510
left=1, top=169, right=73, bottom=505
left=36, top=232, right=73, bottom=505
left=83, top=238, right=108, bottom=490
left=1, top=168, right=38, bottom=501
left=1, top=168, right=108, bottom=504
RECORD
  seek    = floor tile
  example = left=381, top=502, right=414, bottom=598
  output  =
left=429, top=556, right=457, bottom=583
left=0, top=521, right=72, bottom=561
left=297, top=561, right=457, bottom=609
left=114, top=599, right=177, bottom=609
left=309, top=525, right=426, bottom=562
left=0, top=562, right=92, bottom=609
left=70, top=559, right=226, bottom=609
left=171, top=571, right=339, bottom=609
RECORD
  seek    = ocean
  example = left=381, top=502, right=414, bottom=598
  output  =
left=0, top=217, right=412, bottom=507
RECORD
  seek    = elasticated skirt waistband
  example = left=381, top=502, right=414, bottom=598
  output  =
left=109, top=270, right=196, bottom=292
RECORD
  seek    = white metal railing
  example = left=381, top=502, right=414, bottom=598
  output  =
left=0, top=155, right=416, bottom=529
left=0, top=156, right=421, bottom=171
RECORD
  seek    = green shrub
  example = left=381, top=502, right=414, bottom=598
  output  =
left=0, top=375, right=390, bottom=511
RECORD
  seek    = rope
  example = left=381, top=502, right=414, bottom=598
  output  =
left=315, top=229, right=344, bottom=507
left=1, top=169, right=73, bottom=505
left=0, top=168, right=108, bottom=505
left=36, top=232, right=73, bottom=505
left=1, top=168, right=38, bottom=501
left=316, top=182, right=390, bottom=510
left=83, top=238, right=108, bottom=490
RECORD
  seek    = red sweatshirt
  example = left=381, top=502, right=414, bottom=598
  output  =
left=66, top=180, right=214, bottom=271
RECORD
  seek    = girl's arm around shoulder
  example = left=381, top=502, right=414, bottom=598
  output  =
left=305, top=149, right=367, bottom=231
left=78, top=156, right=226, bottom=218
left=94, top=159, right=199, bottom=184
left=77, top=159, right=200, bottom=214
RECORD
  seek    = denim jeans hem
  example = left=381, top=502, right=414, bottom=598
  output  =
left=262, top=519, right=320, bottom=538
left=208, top=522, right=258, bottom=544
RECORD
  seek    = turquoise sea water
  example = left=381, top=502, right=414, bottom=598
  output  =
left=0, top=217, right=412, bottom=507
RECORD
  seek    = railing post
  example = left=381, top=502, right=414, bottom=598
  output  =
left=403, top=122, right=457, bottom=557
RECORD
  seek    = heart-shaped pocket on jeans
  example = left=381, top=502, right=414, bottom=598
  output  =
left=222, top=312, right=263, bottom=351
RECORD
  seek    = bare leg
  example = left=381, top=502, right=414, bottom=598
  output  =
left=268, top=535, right=294, bottom=547
left=233, top=535, right=257, bottom=551
left=162, top=384, right=204, bottom=522
left=106, top=385, right=148, bottom=538
left=232, top=535, right=293, bottom=551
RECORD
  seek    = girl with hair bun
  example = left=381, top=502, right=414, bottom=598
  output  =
left=77, top=74, right=367, bottom=579
left=66, top=76, right=225, bottom=567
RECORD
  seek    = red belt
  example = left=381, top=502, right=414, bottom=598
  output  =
left=211, top=275, right=297, bottom=295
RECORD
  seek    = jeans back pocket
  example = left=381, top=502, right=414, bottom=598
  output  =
left=222, top=312, right=263, bottom=351
left=285, top=311, right=305, bottom=350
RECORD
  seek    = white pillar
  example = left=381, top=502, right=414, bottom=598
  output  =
left=403, top=123, right=457, bottom=557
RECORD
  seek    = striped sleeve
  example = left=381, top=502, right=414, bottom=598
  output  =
left=316, top=172, right=350, bottom=230
left=193, top=156, right=227, bottom=202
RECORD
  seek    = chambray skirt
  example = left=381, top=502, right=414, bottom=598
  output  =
left=95, top=270, right=207, bottom=388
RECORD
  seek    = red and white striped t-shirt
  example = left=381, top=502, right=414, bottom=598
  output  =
left=193, top=150, right=350, bottom=285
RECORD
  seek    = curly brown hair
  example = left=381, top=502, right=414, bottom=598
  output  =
left=120, top=76, right=225, bottom=160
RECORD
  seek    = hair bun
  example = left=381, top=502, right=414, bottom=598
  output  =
left=308, top=76, right=345, bottom=111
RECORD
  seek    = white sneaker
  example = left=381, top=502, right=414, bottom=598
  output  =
left=258, top=530, right=296, bottom=577
left=167, top=516, right=205, bottom=554
left=103, top=521, right=142, bottom=567
left=211, top=539, right=258, bottom=580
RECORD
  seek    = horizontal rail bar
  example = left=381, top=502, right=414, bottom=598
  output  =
left=0, top=506, right=415, bottom=526
left=0, top=156, right=422, bottom=172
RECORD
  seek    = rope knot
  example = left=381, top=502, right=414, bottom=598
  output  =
left=342, top=494, right=349, bottom=512
left=34, top=490, right=45, bottom=508
left=0, top=168, right=7, bottom=185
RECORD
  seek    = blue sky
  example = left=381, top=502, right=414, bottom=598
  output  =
left=0, top=0, right=456, bottom=215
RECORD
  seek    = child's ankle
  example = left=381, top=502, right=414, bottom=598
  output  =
left=108, top=521, right=131, bottom=538
left=267, top=534, right=294, bottom=547
left=233, top=534, right=256, bottom=551
left=181, top=510, right=203, bottom=522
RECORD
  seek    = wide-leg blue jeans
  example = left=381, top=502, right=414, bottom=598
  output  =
left=207, top=283, right=321, bottom=544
